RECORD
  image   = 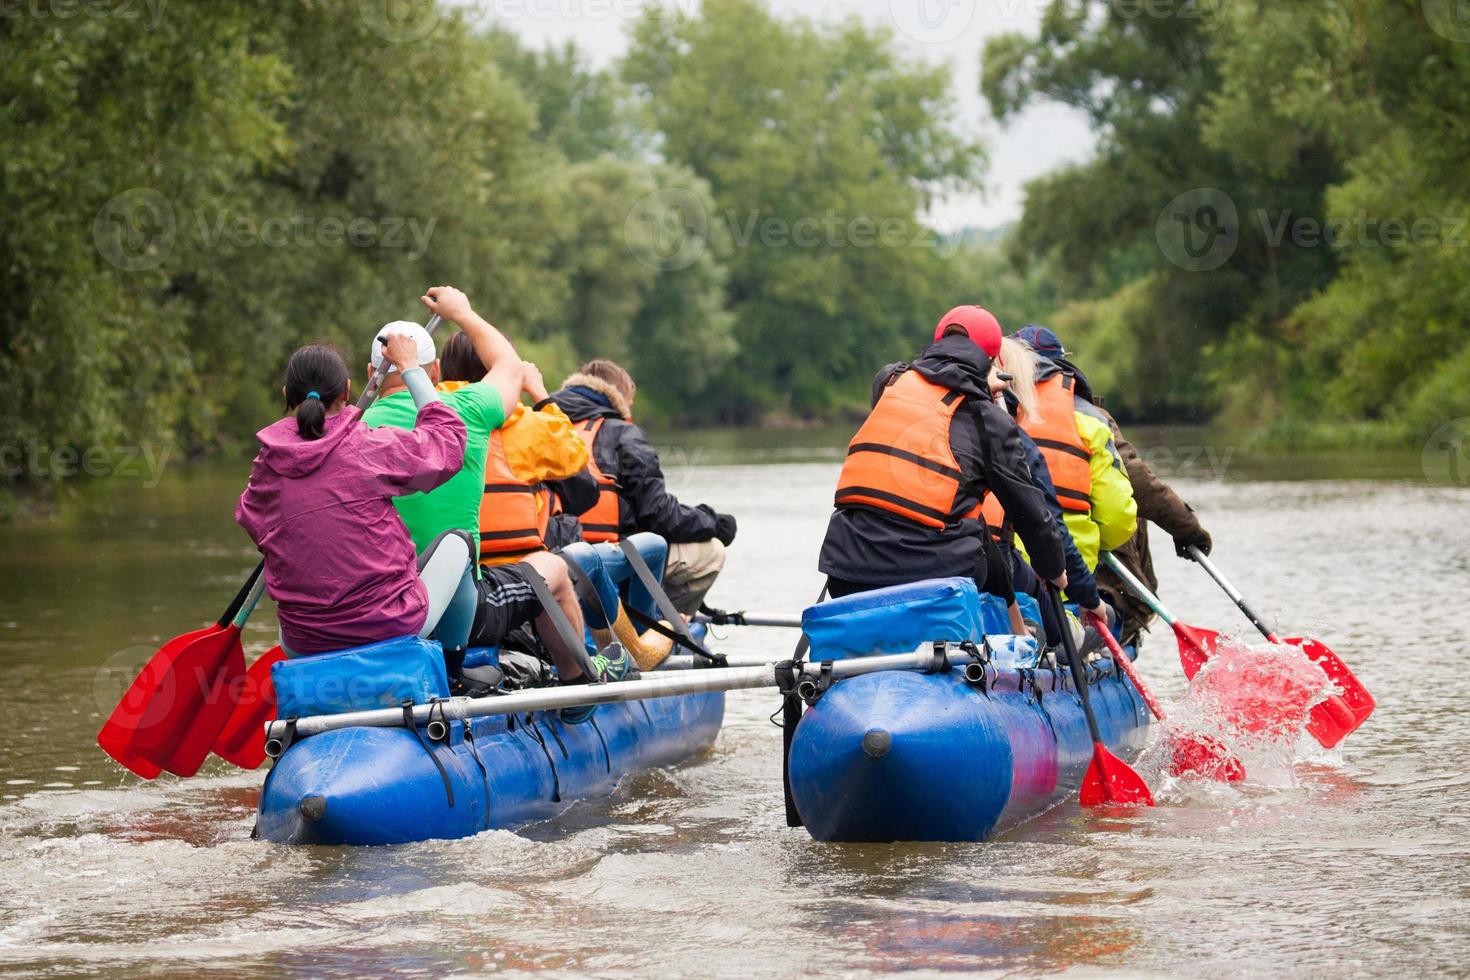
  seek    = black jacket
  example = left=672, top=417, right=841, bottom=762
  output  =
left=819, top=336, right=1066, bottom=588
left=550, top=382, right=721, bottom=544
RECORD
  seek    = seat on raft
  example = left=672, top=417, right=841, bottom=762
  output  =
left=273, top=635, right=450, bottom=718
left=800, top=576, right=1038, bottom=662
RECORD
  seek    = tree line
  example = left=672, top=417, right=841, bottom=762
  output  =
left=3, top=0, right=1465, bottom=514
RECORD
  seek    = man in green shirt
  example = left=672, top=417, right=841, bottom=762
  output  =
left=362, top=286, right=603, bottom=691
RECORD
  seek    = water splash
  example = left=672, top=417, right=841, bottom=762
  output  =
left=1140, top=637, right=1336, bottom=796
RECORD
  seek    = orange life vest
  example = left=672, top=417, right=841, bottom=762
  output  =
left=980, top=492, right=1008, bottom=544
left=478, top=429, right=551, bottom=565
left=571, top=417, right=622, bottom=543
left=833, top=370, right=982, bottom=528
left=1018, top=373, right=1092, bottom=514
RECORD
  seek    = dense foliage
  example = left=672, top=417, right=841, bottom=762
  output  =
left=983, top=0, right=1470, bottom=441
left=3, top=0, right=1465, bottom=511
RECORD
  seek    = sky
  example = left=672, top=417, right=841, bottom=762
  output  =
left=453, top=0, right=1096, bottom=229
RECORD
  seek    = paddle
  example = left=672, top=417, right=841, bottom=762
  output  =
left=1186, top=547, right=1374, bottom=747
left=1085, top=612, right=1245, bottom=782
left=262, top=645, right=958, bottom=751
left=1103, top=553, right=1367, bottom=749
left=211, top=645, right=287, bottom=769
left=696, top=606, right=802, bottom=629
left=1048, top=584, right=1153, bottom=807
left=97, top=565, right=266, bottom=777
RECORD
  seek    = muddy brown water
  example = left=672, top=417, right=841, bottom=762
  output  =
left=1, top=428, right=1466, bottom=976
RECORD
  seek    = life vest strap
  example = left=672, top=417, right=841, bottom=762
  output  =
left=835, top=486, right=951, bottom=525
left=846, top=442, right=963, bottom=480
left=1030, top=437, right=1090, bottom=462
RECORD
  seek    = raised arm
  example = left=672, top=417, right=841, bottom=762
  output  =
left=419, top=285, right=522, bottom=419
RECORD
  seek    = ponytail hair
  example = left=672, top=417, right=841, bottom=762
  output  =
left=283, top=344, right=349, bottom=441
left=997, top=336, right=1042, bottom=423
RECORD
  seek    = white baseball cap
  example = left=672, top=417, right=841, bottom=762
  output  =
left=370, top=320, right=437, bottom=373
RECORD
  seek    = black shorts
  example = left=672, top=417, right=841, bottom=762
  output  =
left=468, top=564, right=544, bottom=647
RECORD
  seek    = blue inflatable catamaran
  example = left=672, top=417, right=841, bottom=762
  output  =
left=252, top=578, right=1148, bottom=846
left=254, top=630, right=724, bottom=846
left=784, top=578, right=1150, bottom=842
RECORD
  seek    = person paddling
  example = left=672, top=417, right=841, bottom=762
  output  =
left=236, top=336, right=476, bottom=659
left=361, top=288, right=624, bottom=695
left=1015, top=325, right=1212, bottom=646
left=818, top=306, right=1067, bottom=608
left=984, top=336, right=1112, bottom=647
left=551, top=359, right=739, bottom=616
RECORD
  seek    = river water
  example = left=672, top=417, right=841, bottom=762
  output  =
left=1, top=428, right=1467, bottom=976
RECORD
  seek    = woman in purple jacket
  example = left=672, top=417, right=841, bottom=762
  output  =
left=236, top=333, right=475, bottom=661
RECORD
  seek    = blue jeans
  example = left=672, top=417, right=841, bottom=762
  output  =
left=560, top=533, right=669, bottom=627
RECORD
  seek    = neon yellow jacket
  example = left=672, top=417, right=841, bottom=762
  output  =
left=1064, top=409, right=1137, bottom=570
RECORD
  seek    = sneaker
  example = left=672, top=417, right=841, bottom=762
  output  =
left=558, top=643, right=635, bottom=724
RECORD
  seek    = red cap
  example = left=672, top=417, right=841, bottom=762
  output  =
left=934, top=305, right=1002, bottom=357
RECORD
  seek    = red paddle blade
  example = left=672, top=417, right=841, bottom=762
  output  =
left=212, top=646, right=285, bottom=770
left=1168, top=732, right=1246, bottom=782
left=1080, top=741, right=1155, bottom=807
left=1173, top=623, right=1220, bottom=678
left=115, top=625, right=247, bottom=777
left=97, top=624, right=219, bottom=778
left=1282, top=637, right=1375, bottom=748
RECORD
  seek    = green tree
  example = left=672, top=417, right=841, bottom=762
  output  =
left=625, top=0, right=984, bottom=421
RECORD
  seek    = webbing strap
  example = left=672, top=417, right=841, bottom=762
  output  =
left=462, top=721, right=492, bottom=830
left=518, top=564, right=602, bottom=682
left=625, top=604, right=726, bottom=665
left=616, top=539, right=720, bottom=665
left=402, top=700, right=454, bottom=807
left=774, top=660, right=804, bottom=829
left=561, top=558, right=616, bottom=642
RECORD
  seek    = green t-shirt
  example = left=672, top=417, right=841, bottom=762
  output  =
left=362, top=382, right=506, bottom=552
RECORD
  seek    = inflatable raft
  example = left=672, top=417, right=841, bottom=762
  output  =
left=785, top=578, right=1150, bottom=842
left=255, top=634, right=724, bottom=846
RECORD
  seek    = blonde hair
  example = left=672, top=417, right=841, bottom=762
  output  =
left=994, top=336, right=1042, bottom=423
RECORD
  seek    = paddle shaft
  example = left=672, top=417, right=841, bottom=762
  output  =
left=1087, top=612, right=1166, bottom=720
left=355, top=313, right=444, bottom=410
left=1101, top=553, right=1176, bottom=626
left=1048, top=585, right=1105, bottom=744
left=1187, top=547, right=1281, bottom=642
left=264, top=647, right=952, bottom=747
left=695, top=611, right=802, bottom=629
